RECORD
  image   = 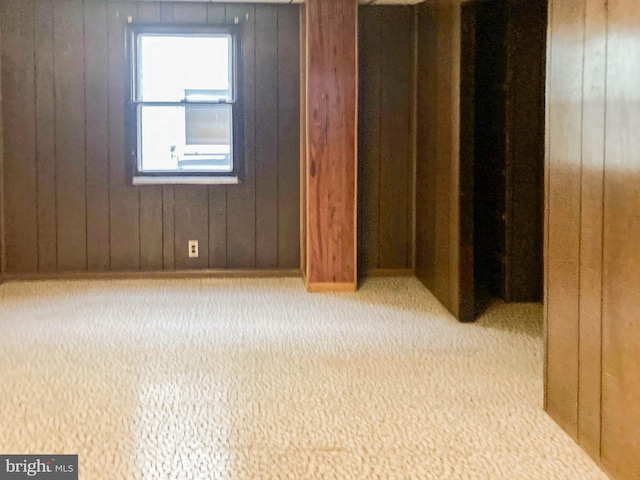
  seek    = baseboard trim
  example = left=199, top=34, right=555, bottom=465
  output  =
left=364, top=268, right=415, bottom=277
left=306, top=282, right=357, bottom=293
left=0, top=269, right=302, bottom=284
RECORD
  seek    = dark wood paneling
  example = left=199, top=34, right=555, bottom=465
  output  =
left=578, top=0, right=606, bottom=460
left=304, top=0, right=357, bottom=289
left=299, top=4, right=307, bottom=278
left=226, top=3, right=257, bottom=269
left=378, top=7, right=414, bottom=272
left=358, top=7, right=381, bottom=276
left=136, top=2, right=164, bottom=272
left=207, top=3, right=228, bottom=269
left=458, top=1, right=476, bottom=322
left=416, top=2, right=438, bottom=290
left=546, top=0, right=640, bottom=477
left=434, top=1, right=453, bottom=306
left=1, top=0, right=38, bottom=274
left=84, top=0, right=111, bottom=272
left=108, top=2, right=140, bottom=271
left=34, top=0, right=56, bottom=273
left=359, top=5, right=416, bottom=275
left=255, top=5, right=279, bottom=269
left=0, top=1, right=300, bottom=276
left=415, top=1, right=460, bottom=316
left=504, top=1, right=546, bottom=302
left=601, top=0, right=640, bottom=477
left=277, top=5, right=301, bottom=270
left=545, top=0, right=584, bottom=441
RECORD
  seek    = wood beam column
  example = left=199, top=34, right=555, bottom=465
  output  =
left=302, top=0, right=358, bottom=292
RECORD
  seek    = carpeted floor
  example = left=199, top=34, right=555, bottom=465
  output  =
left=0, top=277, right=607, bottom=479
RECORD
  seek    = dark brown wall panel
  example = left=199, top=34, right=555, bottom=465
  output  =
left=255, top=5, right=279, bottom=269
left=415, top=1, right=460, bottom=316
left=304, top=0, right=357, bottom=289
left=276, top=5, right=301, bottom=270
left=84, top=0, right=111, bottom=272
left=358, top=7, right=381, bottom=276
left=108, top=2, right=140, bottom=271
left=601, top=0, right=640, bottom=477
left=545, top=0, right=584, bottom=441
left=1, top=0, right=38, bottom=274
left=416, top=2, right=438, bottom=290
left=379, top=6, right=413, bottom=271
left=578, top=0, right=606, bottom=460
left=34, top=0, right=57, bottom=273
left=0, top=1, right=300, bottom=277
left=358, top=6, right=415, bottom=275
left=358, top=6, right=415, bottom=274
left=54, top=1, right=88, bottom=272
left=226, top=3, right=257, bottom=270
left=504, top=1, right=546, bottom=302
left=546, top=0, right=640, bottom=478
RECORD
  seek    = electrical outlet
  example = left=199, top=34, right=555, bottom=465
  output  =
left=188, top=240, right=199, bottom=258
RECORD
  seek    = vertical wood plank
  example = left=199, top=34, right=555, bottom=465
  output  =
left=277, top=5, right=301, bottom=270
left=578, top=0, right=606, bottom=460
left=159, top=1, right=174, bottom=270
left=34, top=0, right=57, bottom=272
left=226, top=3, right=257, bottom=269
left=601, top=0, right=640, bottom=477
left=171, top=3, right=209, bottom=271
left=358, top=7, right=381, bottom=275
left=207, top=3, right=228, bottom=269
left=299, top=3, right=307, bottom=276
left=84, top=0, right=111, bottom=272
left=545, top=0, right=584, bottom=440
left=305, top=0, right=357, bottom=288
left=416, top=2, right=438, bottom=289
left=136, top=2, right=163, bottom=271
left=108, top=2, right=139, bottom=271
left=434, top=0, right=453, bottom=303
left=53, top=0, right=87, bottom=271
left=1, top=0, right=38, bottom=274
left=458, top=1, right=476, bottom=321
left=254, top=5, right=279, bottom=269
left=379, top=6, right=413, bottom=270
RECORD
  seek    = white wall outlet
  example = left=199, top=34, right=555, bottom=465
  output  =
left=188, top=240, right=199, bottom=258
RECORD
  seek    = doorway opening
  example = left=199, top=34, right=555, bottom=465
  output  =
left=459, top=0, right=548, bottom=321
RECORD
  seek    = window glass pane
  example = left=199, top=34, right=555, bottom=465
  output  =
left=138, top=35, right=232, bottom=102
left=139, top=105, right=233, bottom=173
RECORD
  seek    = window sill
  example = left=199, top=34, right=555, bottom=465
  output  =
left=132, top=176, right=239, bottom=186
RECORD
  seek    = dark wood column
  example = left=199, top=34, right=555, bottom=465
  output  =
left=302, top=0, right=358, bottom=292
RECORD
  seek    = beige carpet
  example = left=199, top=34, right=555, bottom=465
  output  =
left=0, top=277, right=607, bottom=479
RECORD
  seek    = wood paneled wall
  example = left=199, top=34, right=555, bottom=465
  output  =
left=546, top=0, right=640, bottom=478
left=416, top=0, right=461, bottom=317
left=358, top=6, right=416, bottom=276
left=302, top=0, right=357, bottom=291
left=0, top=0, right=300, bottom=277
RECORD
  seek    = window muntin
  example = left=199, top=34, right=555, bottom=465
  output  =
left=129, top=26, right=240, bottom=182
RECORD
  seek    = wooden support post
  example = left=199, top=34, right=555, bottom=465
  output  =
left=302, top=0, right=358, bottom=292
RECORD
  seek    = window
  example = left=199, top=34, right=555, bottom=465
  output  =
left=128, top=25, right=242, bottom=185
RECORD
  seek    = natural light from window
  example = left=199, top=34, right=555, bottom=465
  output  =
left=137, top=34, right=233, bottom=173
